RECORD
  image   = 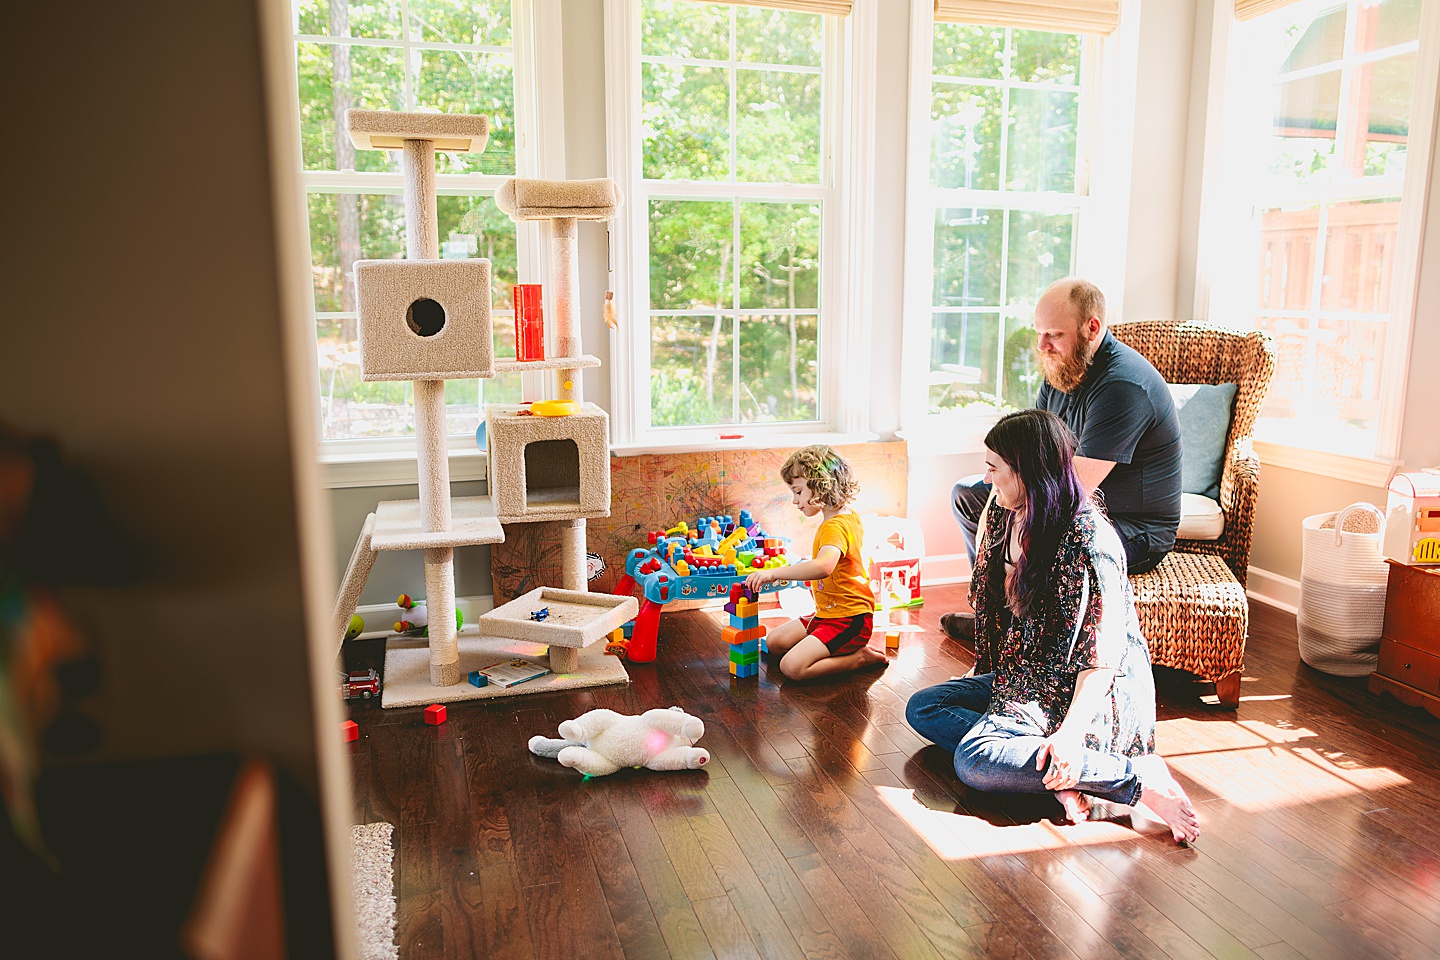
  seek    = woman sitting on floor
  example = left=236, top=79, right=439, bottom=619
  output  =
left=905, top=409, right=1199, bottom=844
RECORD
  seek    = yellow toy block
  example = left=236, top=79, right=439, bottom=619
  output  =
left=733, top=599, right=759, bottom=619
left=885, top=630, right=900, bottom=652
left=675, top=560, right=691, bottom=576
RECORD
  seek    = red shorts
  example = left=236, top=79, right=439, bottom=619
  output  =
left=801, top=613, right=874, bottom=657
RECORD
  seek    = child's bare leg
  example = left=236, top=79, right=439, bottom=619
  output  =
left=779, top=635, right=886, bottom=681
left=762, top=617, right=808, bottom=657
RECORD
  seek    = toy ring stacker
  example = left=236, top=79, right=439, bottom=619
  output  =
left=531, top=399, right=577, bottom=417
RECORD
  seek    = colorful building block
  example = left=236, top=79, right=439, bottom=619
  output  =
left=730, top=638, right=760, bottom=656
left=729, top=649, right=760, bottom=666
left=423, top=703, right=447, bottom=725
left=722, top=624, right=766, bottom=646
left=468, top=670, right=489, bottom=687
left=728, top=612, right=760, bottom=630
left=732, top=599, right=759, bottom=619
left=729, top=659, right=760, bottom=678
left=885, top=630, right=900, bottom=653
left=341, top=720, right=359, bottom=743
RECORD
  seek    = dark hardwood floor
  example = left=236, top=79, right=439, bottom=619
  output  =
left=344, top=584, right=1440, bottom=960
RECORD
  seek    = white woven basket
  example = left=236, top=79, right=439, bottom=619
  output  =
left=1297, top=503, right=1388, bottom=676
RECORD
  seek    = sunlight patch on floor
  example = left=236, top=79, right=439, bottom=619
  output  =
left=1158, top=716, right=1410, bottom=811
left=875, top=785, right=1140, bottom=860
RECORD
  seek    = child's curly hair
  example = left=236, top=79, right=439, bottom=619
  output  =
left=780, top=445, right=859, bottom=511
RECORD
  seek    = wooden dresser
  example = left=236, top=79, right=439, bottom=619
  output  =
left=1369, top=560, right=1440, bottom=719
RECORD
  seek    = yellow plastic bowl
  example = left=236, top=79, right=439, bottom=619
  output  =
left=530, top=399, right=577, bottom=417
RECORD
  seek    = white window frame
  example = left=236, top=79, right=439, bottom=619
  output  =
left=1194, top=0, right=1440, bottom=485
left=296, top=0, right=563, bottom=486
left=897, top=0, right=1139, bottom=455
left=603, top=0, right=878, bottom=455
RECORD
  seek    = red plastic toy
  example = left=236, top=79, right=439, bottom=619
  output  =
left=341, top=720, right=359, bottom=743
left=423, top=703, right=447, bottom=725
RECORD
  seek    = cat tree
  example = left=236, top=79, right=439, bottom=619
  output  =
left=331, top=110, right=632, bottom=699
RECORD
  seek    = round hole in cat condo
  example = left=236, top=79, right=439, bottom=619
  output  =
left=406, top=298, right=447, bottom=337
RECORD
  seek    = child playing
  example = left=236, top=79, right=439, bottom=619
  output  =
left=746, top=445, right=886, bottom=680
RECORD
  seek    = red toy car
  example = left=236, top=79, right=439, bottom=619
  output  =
left=341, top=668, right=381, bottom=700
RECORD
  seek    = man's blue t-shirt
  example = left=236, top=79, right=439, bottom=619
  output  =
left=1036, top=331, right=1182, bottom=556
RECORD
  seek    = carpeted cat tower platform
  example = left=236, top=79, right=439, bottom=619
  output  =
left=329, top=110, right=632, bottom=706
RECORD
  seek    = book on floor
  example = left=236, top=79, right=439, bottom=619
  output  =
left=477, top=657, right=551, bottom=688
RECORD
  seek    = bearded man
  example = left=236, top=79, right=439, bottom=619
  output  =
left=941, top=278, right=1182, bottom=642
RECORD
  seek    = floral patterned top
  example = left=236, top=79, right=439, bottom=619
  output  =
left=968, top=500, right=1156, bottom=758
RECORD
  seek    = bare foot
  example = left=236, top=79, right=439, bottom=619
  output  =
left=1055, top=789, right=1091, bottom=824
left=854, top=645, right=888, bottom=668
left=1132, top=755, right=1200, bottom=844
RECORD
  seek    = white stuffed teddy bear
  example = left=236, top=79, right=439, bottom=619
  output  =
left=528, top=706, right=709, bottom=776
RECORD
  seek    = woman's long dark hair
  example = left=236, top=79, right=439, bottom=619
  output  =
left=983, top=409, right=1085, bottom=619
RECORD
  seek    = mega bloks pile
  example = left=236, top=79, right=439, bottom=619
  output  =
left=612, top=510, right=792, bottom=663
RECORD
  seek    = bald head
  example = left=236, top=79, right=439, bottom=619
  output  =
left=1034, top=278, right=1107, bottom=393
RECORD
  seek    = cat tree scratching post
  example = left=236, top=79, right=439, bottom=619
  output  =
left=335, top=109, right=502, bottom=688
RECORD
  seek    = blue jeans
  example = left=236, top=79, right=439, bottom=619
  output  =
left=906, top=676, right=1143, bottom=805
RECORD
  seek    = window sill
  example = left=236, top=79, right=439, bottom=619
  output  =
left=1254, top=440, right=1398, bottom=488
left=319, top=441, right=487, bottom=489
left=610, top=430, right=879, bottom=458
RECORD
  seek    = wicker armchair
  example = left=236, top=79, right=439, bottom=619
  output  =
left=1110, top=321, right=1277, bottom=707
left=1111, top=321, right=1276, bottom=584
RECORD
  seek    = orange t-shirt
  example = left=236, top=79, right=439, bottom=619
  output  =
left=810, top=512, right=874, bottom=619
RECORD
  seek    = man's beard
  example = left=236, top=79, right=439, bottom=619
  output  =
left=1037, top=335, right=1094, bottom=393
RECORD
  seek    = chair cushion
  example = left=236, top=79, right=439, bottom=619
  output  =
left=1169, top=382, right=1238, bottom=501
left=1178, top=492, right=1225, bottom=541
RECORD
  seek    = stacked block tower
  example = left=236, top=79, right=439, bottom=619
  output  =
left=723, top=583, right=765, bottom=678
left=330, top=109, right=624, bottom=690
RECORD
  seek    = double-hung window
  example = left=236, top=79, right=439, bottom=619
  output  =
left=293, top=0, right=533, bottom=452
left=1205, top=0, right=1436, bottom=464
left=607, top=0, right=867, bottom=449
left=902, top=3, right=1113, bottom=446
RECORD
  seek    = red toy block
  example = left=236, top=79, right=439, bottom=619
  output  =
left=424, top=703, right=447, bottom=725
left=341, top=720, right=359, bottom=743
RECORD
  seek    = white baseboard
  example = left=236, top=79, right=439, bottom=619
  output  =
left=1246, top=566, right=1300, bottom=615
left=352, top=594, right=494, bottom=640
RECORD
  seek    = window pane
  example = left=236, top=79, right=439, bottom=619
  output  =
left=736, top=6, right=822, bottom=67
left=1279, top=6, right=1346, bottom=71
left=931, top=82, right=1002, bottom=189
left=1258, top=206, right=1319, bottom=310
left=649, top=199, right=734, bottom=310
left=417, top=51, right=515, bottom=175
left=1002, top=308, right=1042, bottom=409
left=934, top=207, right=1002, bottom=308
left=735, top=68, right=821, bottom=183
left=308, top=192, right=406, bottom=312
left=1270, top=69, right=1341, bottom=185
left=1254, top=315, right=1382, bottom=456
left=1007, top=210, right=1075, bottom=305
left=316, top=330, right=414, bottom=440
left=297, top=42, right=403, bottom=171
left=651, top=315, right=734, bottom=427
left=1319, top=198, right=1400, bottom=314
left=643, top=63, right=730, bottom=180
left=738, top=314, right=818, bottom=421
left=739, top=202, right=820, bottom=309
left=408, top=0, right=511, bottom=46
left=296, top=0, right=401, bottom=40
left=443, top=379, right=481, bottom=436
left=642, top=0, right=729, bottom=60
left=436, top=195, right=518, bottom=288
left=1011, top=29, right=1080, bottom=85
left=932, top=22, right=1005, bottom=80
left=928, top=310, right=999, bottom=413
left=1006, top=89, right=1078, bottom=192
left=1356, top=53, right=1416, bottom=178
left=1364, top=0, right=1422, bottom=53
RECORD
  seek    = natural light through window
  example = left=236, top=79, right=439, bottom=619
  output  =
left=1211, top=0, right=1425, bottom=459
left=639, top=0, right=830, bottom=431
left=293, top=0, right=522, bottom=442
left=923, top=22, right=1092, bottom=419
